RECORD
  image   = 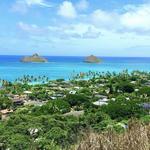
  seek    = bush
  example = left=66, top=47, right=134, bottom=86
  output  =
left=79, top=88, right=92, bottom=96
left=45, top=127, right=68, bottom=146
left=81, top=110, right=111, bottom=131
left=35, top=102, right=56, bottom=115
left=0, top=97, right=12, bottom=109
left=65, top=94, right=89, bottom=107
left=53, top=100, right=71, bottom=113
left=116, top=82, right=134, bottom=93
left=101, top=96, right=146, bottom=120
left=33, top=100, right=71, bottom=115
left=56, top=79, right=65, bottom=82
left=7, top=134, right=31, bottom=150
left=139, top=87, right=150, bottom=96
left=35, top=139, right=60, bottom=150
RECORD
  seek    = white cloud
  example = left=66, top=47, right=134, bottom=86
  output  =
left=18, top=22, right=48, bottom=35
left=25, top=0, right=52, bottom=7
left=57, top=23, right=101, bottom=39
left=18, top=22, right=101, bottom=39
left=58, top=1, right=77, bottom=19
left=89, top=3, right=150, bottom=34
left=76, top=0, right=89, bottom=11
left=91, top=9, right=119, bottom=30
left=12, top=0, right=52, bottom=14
left=18, top=2, right=150, bottom=42
left=120, top=4, right=150, bottom=33
left=12, top=1, right=28, bottom=14
left=82, top=27, right=101, bottom=38
left=18, top=22, right=38, bottom=32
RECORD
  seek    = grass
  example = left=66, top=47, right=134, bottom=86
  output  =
left=75, top=119, right=150, bottom=150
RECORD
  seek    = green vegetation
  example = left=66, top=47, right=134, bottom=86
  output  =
left=0, top=96, right=12, bottom=109
left=0, top=70, right=149, bottom=149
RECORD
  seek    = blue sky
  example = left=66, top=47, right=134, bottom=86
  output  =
left=0, top=0, right=150, bottom=56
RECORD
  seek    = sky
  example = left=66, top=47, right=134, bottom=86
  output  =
left=0, top=0, right=150, bottom=56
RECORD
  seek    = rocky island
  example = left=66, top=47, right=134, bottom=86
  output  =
left=84, top=55, right=101, bottom=63
left=21, top=53, right=48, bottom=63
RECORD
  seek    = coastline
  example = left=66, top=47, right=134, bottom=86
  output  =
left=0, top=56, right=150, bottom=81
left=0, top=70, right=149, bottom=149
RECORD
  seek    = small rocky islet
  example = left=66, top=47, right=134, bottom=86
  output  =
left=84, top=55, right=101, bottom=63
left=21, top=53, right=48, bottom=63
left=21, top=54, right=101, bottom=63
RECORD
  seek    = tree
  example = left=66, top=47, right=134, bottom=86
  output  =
left=81, top=110, right=111, bottom=130
left=53, top=100, right=71, bottom=113
left=36, top=139, right=60, bottom=150
left=116, top=82, right=134, bottom=93
left=45, top=127, right=68, bottom=146
left=139, top=87, right=150, bottom=96
left=32, top=100, right=70, bottom=115
left=101, top=95, right=146, bottom=120
left=0, top=97, right=12, bottom=109
left=65, top=94, right=89, bottom=107
left=7, top=134, right=31, bottom=150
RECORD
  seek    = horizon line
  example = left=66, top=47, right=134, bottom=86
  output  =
left=0, top=54, right=150, bottom=58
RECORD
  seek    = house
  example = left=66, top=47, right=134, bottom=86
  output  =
left=93, top=100, right=108, bottom=106
left=24, top=100, right=45, bottom=106
left=95, top=94, right=107, bottom=99
left=50, top=96, right=57, bottom=100
left=23, top=91, right=32, bottom=94
left=55, top=93, right=64, bottom=97
left=63, top=110, right=84, bottom=117
left=69, top=90, right=76, bottom=94
left=48, top=83, right=58, bottom=87
left=93, top=98, right=109, bottom=106
left=130, top=81, right=136, bottom=84
left=74, top=86, right=80, bottom=90
left=135, top=89, right=139, bottom=92
left=111, top=98, right=116, bottom=101
left=144, top=81, right=150, bottom=86
left=140, top=103, right=150, bottom=110
left=12, top=98, right=24, bottom=106
left=0, top=109, right=13, bottom=120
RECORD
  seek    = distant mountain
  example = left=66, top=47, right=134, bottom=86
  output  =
left=21, top=53, right=48, bottom=63
left=84, top=55, right=101, bottom=63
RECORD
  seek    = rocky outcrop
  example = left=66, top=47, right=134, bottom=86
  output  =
left=84, top=55, right=101, bottom=63
left=21, top=53, right=48, bottom=63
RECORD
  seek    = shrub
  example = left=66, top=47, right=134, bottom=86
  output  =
left=56, top=79, right=65, bottom=82
left=0, top=97, right=12, bottom=109
left=35, top=139, right=60, bottom=150
left=101, top=96, right=146, bottom=120
left=35, top=100, right=71, bottom=115
left=7, top=134, right=31, bottom=150
left=116, top=82, right=134, bottom=93
left=65, top=94, right=89, bottom=107
left=81, top=110, right=111, bottom=131
left=53, top=100, right=71, bottom=113
left=139, top=87, right=150, bottom=96
left=45, top=127, right=68, bottom=146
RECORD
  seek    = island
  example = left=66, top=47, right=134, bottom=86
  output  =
left=84, top=55, right=101, bottom=63
left=21, top=53, right=48, bottom=63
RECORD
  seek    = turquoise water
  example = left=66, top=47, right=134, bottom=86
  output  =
left=1, top=56, right=150, bottom=81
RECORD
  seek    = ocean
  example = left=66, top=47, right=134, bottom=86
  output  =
left=1, top=55, right=150, bottom=81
